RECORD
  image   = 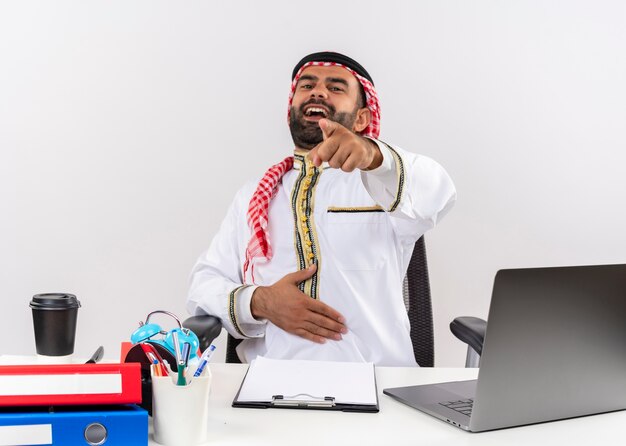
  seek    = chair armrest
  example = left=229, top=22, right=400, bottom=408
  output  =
left=183, top=315, right=223, bottom=351
left=449, top=316, right=487, bottom=356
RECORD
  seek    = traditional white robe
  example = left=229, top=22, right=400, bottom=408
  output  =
left=187, top=140, right=456, bottom=366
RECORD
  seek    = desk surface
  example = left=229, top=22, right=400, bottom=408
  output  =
left=149, top=363, right=625, bottom=446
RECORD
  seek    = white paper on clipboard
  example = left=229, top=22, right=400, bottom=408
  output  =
left=235, top=356, right=377, bottom=405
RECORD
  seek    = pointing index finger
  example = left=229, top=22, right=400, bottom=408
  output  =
left=318, top=118, right=336, bottom=140
left=312, top=136, right=340, bottom=168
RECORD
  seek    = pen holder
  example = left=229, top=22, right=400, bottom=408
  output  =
left=151, top=364, right=211, bottom=446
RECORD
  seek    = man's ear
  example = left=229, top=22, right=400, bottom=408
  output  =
left=352, top=107, right=371, bottom=133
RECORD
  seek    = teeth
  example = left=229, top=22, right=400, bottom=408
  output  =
left=305, top=107, right=327, bottom=117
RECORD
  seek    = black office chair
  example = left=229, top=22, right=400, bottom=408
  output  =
left=449, top=316, right=486, bottom=367
left=184, top=236, right=486, bottom=367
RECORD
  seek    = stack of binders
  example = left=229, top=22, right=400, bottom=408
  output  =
left=0, top=362, right=146, bottom=446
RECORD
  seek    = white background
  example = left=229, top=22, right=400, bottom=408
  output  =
left=1, top=0, right=624, bottom=366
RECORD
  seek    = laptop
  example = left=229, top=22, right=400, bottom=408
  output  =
left=383, top=264, right=626, bottom=432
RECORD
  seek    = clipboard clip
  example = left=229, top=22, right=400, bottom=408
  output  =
left=271, top=394, right=336, bottom=408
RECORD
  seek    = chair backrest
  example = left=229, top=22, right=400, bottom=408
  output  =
left=403, top=236, right=434, bottom=367
left=225, top=236, right=433, bottom=366
left=225, top=332, right=243, bottom=364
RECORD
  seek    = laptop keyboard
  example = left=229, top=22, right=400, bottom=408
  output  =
left=439, top=399, right=474, bottom=417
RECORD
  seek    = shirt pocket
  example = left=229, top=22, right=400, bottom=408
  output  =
left=322, top=206, right=390, bottom=271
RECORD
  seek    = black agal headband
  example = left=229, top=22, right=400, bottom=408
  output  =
left=292, top=51, right=375, bottom=85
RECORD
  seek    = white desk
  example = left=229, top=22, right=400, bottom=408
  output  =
left=149, top=364, right=625, bottom=446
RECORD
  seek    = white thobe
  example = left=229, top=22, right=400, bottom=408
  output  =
left=187, top=140, right=456, bottom=366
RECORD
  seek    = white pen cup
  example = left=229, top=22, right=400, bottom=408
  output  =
left=151, top=363, right=211, bottom=446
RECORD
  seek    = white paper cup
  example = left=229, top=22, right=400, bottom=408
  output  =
left=151, top=364, right=211, bottom=446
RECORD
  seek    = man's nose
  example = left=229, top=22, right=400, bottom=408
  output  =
left=309, top=84, right=328, bottom=99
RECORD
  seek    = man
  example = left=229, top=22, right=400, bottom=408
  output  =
left=187, top=52, right=456, bottom=366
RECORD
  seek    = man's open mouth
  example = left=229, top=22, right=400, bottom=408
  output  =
left=303, top=105, right=329, bottom=119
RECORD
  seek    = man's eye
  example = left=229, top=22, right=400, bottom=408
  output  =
left=300, top=84, right=312, bottom=89
left=329, top=86, right=344, bottom=92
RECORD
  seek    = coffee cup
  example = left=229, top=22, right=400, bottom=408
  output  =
left=30, top=293, right=81, bottom=363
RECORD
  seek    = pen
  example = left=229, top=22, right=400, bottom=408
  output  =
left=175, top=342, right=191, bottom=386
left=151, top=359, right=161, bottom=377
left=193, top=344, right=216, bottom=378
left=85, top=346, right=104, bottom=364
left=176, top=365, right=186, bottom=386
left=198, top=344, right=216, bottom=362
left=172, top=330, right=182, bottom=366
left=181, top=342, right=191, bottom=368
left=140, top=342, right=168, bottom=376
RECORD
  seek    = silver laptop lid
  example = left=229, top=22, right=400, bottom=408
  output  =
left=470, top=264, right=626, bottom=432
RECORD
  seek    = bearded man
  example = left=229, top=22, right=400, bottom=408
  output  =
left=187, top=52, right=456, bottom=366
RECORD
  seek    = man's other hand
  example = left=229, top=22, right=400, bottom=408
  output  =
left=308, top=118, right=383, bottom=171
left=250, top=264, right=347, bottom=344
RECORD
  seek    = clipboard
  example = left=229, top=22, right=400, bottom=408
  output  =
left=232, top=357, right=379, bottom=413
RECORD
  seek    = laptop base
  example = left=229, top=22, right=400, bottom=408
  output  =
left=384, top=380, right=477, bottom=431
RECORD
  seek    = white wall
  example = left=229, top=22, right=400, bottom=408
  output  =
left=1, top=0, right=624, bottom=366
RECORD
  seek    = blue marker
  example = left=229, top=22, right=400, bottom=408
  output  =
left=181, top=342, right=191, bottom=368
left=193, top=345, right=216, bottom=377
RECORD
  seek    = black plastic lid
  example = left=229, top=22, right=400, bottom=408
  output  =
left=30, top=293, right=81, bottom=310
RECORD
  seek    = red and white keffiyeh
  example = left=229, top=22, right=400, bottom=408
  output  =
left=242, top=62, right=381, bottom=283
left=242, top=156, right=294, bottom=283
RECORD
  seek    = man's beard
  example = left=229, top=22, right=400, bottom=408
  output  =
left=289, top=100, right=358, bottom=150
